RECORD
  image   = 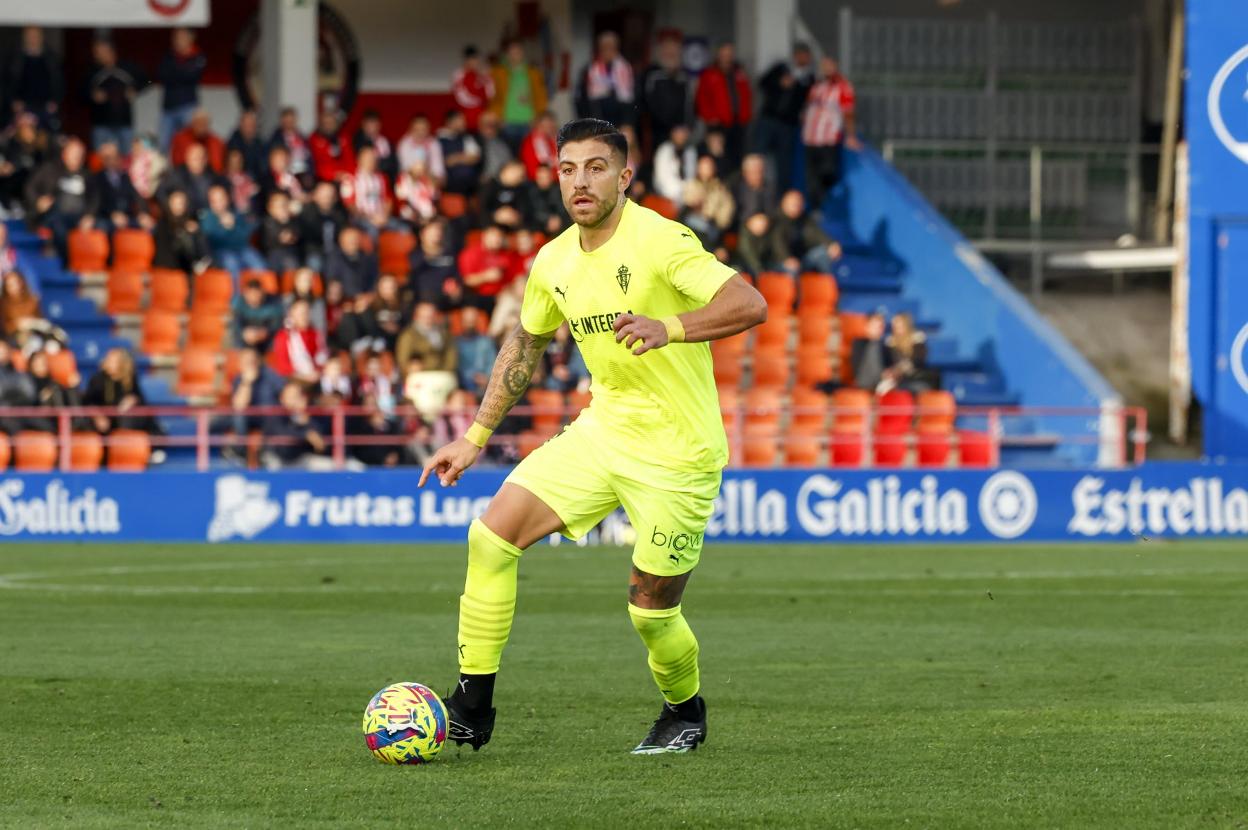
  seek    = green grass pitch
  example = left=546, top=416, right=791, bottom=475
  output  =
left=2, top=540, right=1248, bottom=828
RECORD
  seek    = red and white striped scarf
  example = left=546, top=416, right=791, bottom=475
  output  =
left=586, top=57, right=634, bottom=102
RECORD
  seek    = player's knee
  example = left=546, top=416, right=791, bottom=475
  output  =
left=628, top=603, right=681, bottom=637
left=468, top=518, right=523, bottom=571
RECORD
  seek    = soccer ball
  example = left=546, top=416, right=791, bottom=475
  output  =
left=362, top=682, right=448, bottom=764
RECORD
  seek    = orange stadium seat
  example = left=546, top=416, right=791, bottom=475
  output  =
left=517, top=429, right=551, bottom=459
left=790, top=386, right=829, bottom=430
left=14, top=431, right=58, bottom=471
left=0, top=432, right=10, bottom=470
left=46, top=350, right=78, bottom=388
left=187, top=312, right=226, bottom=349
left=713, top=350, right=744, bottom=389
left=67, top=228, right=109, bottom=273
left=877, top=389, right=916, bottom=435
left=69, top=432, right=104, bottom=472
left=527, top=389, right=565, bottom=433
left=798, top=273, right=838, bottom=314
left=177, top=348, right=218, bottom=398
left=111, top=228, right=155, bottom=272
left=917, top=390, right=957, bottom=434
left=832, top=388, right=872, bottom=433
left=795, top=346, right=833, bottom=387
left=784, top=429, right=822, bottom=467
left=712, top=330, right=749, bottom=360
left=241, top=268, right=279, bottom=295
left=567, top=389, right=592, bottom=417
left=756, top=272, right=796, bottom=312
left=797, top=314, right=833, bottom=349
left=192, top=269, right=234, bottom=314
left=438, top=192, right=467, bottom=219
left=742, top=425, right=779, bottom=467
left=838, top=312, right=870, bottom=384
left=751, top=348, right=789, bottom=389
left=378, top=231, right=416, bottom=277
left=141, top=309, right=182, bottom=355
left=958, top=430, right=995, bottom=467
left=106, top=270, right=144, bottom=314
left=753, top=314, right=791, bottom=350
left=640, top=194, right=678, bottom=220
left=107, top=429, right=151, bottom=471
left=916, top=429, right=952, bottom=467
left=149, top=269, right=190, bottom=312
left=719, top=386, right=741, bottom=433
left=744, top=387, right=782, bottom=429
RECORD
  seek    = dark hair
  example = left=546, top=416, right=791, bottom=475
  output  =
left=361, top=108, right=380, bottom=121
left=463, top=45, right=478, bottom=58
left=555, top=118, right=628, bottom=163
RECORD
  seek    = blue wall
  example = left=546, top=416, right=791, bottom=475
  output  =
left=836, top=148, right=1120, bottom=465
left=2, top=464, right=1247, bottom=543
left=1185, top=0, right=1248, bottom=461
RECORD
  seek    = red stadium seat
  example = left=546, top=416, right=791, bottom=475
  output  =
left=378, top=230, right=416, bottom=277
left=830, top=429, right=866, bottom=467
left=958, top=430, right=995, bottom=468
left=916, top=429, right=952, bottom=467
left=640, top=194, right=678, bottom=220
left=872, top=433, right=908, bottom=467
left=877, top=389, right=915, bottom=435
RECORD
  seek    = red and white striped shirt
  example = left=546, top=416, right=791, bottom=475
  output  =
left=341, top=170, right=390, bottom=217
left=802, top=76, right=856, bottom=147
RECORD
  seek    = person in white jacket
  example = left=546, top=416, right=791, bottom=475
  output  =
left=650, top=123, right=697, bottom=205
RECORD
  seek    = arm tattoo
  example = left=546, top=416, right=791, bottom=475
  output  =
left=474, top=323, right=552, bottom=430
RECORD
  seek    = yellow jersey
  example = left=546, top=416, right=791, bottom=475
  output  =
left=520, top=199, right=737, bottom=474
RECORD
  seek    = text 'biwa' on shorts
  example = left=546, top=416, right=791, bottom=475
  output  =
left=504, top=419, right=721, bottom=577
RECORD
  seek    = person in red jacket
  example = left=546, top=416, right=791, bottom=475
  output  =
left=170, top=109, right=225, bottom=172
left=456, top=224, right=513, bottom=314
left=270, top=299, right=327, bottom=384
left=309, top=109, right=355, bottom=183
left=695, top=42, right=752, bottom=170
left=451, top=45, right=494, bottom=133
left=519, top=111, right=558, bottom=180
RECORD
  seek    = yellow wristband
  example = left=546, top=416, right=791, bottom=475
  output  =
left=661, top=315, right=685, bottom=344
left=464, top=422, right=493, bottom=448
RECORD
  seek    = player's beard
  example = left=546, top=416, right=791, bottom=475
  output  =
left=568, top=189, right=620, bottom=229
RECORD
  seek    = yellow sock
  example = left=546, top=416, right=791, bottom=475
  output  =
left=628, top=604, right=700, bottom=704
left=457, top=519, right=522, bottom=675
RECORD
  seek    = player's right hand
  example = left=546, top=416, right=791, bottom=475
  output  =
left=418, top=438, right=481, bottom=488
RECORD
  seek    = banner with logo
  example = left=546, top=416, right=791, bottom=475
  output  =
left=2, top=464, right=1247, bottom=544
left=0, top=0, right=210, bottom=26
left=1185, top=0, right=1248, bottom=459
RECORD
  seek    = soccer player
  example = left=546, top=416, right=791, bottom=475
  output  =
left=418, top=118, right=767, bottom=754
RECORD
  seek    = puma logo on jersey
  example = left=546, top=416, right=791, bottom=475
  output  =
left=554, top=286, right=567, bottom=302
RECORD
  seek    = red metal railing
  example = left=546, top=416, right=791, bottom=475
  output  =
left=0, top=403, right=1149, bottom=471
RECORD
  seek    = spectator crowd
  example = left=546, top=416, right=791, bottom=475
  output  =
left=0, top=24, right=887, bottom=469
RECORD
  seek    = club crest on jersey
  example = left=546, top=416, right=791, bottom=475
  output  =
left=616, top=264, right=631, bottom=295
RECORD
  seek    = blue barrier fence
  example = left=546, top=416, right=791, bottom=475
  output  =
left=2, top=463, right=1246, bottom=543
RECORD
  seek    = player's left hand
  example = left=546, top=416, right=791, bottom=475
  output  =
left=613, top=313, right=667, bottom=356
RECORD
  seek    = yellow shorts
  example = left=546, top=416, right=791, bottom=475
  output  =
left=505, top=419, right=721, bottom=577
